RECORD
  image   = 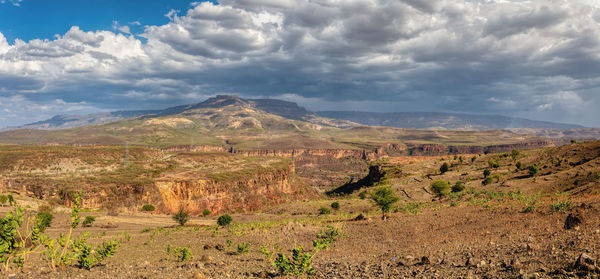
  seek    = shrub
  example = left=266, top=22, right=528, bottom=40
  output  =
left=440, top=162, right=449, bottom=174
left=528, top=165, right=539, bottom=176
left=82, top=216, right=95, bottom=227
left=141, top=204, right=155, bottom=212
left=482, top=176, right=493, bottom=185
left=516, top=161, right=522, bottom=170
left=72, top=233, right=119, bottom=269
left=522, top=200, right=536, bottom=213
left=451, top=182, right=465, bottom=193
left=471, top=156, right=477, bottom=163
left=202, top=209, right=211, bottom=217
left=330, top=202, right=340, bottom=210
left=371, top=186, right=399, bottom=219
left=318, top=207, right=331, bottom=215
left=273, top=247, right=314, bottom=275
left=487, top=159, right=500, bottom=168
left=483, top=169, right=491, bottom=177
left=430, top=180, right=450, bottom=197
left=550, top=200, right=573, bottom=212
left=173, top=209, right=190, bottom=226
left=217, top=214, right=232, bottom=226
left=0, top=195, right=7, bottom=205
left=237, top=242, right=251, bottom=254
left=36, top=211, right=53, bottom=233
left=167, top=245, right=192, bottom=262
left=511, top=149, right=520, bottom=160
left=459, top=156, right=464, bottom=163
left=358, top=191, right=367, bottom=199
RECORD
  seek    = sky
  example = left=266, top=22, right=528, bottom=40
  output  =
left=1, top=0, right=600, bottom=128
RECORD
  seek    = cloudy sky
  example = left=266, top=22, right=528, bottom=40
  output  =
left=0, top=0, right=599, bottom=128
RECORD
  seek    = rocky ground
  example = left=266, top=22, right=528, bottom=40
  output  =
left=1, top=193, right=599, bottom=279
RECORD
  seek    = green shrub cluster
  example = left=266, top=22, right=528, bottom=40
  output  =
left=167, top=245, right=192, bottom=262
left=141, top=204, right=155, bottom=212
left=173, top=209, right=190, bottom=226
left=217, top=214, right=232, bottom=226
left=430, top=180, right=450, bottom=197
left=82, top=216, right=95, bottom=227
left=330, top=202, right=340, bottom=210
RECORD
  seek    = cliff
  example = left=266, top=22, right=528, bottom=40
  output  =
left=155, top=167, right=298, bottom=214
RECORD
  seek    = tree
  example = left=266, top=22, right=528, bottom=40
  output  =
left=370, top=186, right=399, bottom=220
left=430, top=180, right=450, bottom=197
left=483, top=169, right=491, bottom=178
left=440, top=163, right=450, bottom=174
left=217, top=214, right=232, bottom=226
left=528, top=165, right=539, bottom=177
left=172, top=208, right=189, bottom=226
left=511, top=149, right=520, bottom=160
left=451, top=182, right=465, bottom=193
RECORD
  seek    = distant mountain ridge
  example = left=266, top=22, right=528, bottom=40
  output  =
left=3, top=95, right=585, bottom=131
left=316, top=111, right=584, bottom=130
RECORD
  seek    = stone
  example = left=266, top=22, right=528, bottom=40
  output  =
left=564, top=212, right=583, bottom=230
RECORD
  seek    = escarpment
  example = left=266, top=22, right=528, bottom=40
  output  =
left=155, top=166, right=300, bottom=214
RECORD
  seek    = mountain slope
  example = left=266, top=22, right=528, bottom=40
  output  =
left=317, top=111, right=584, bottom=130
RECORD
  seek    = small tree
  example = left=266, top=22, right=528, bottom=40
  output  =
left=440, top=163, right=450, bottom=174
left=370, top=186, right=399, bottom=220
left=172, top=208, right=189, bottom=226
left=511, top=149, right=520, bottom=160
left=451, top=181, right=465, bottom=193
left=202, top=209, right=211, bottom=217
left=487, top=159, right=500, bottom=168
left=36, top=211, right=53, bottom=233
left=430, top=180, right=450, bottom=197
left=483, top=169, right=491, bottom=178
left=217, top=214, right=232, bottom=226
left=516, top=161, right=522, bottom=170
left=528, top=165, right=539, bottom=177
left=330, top=202, right=340, bottom=210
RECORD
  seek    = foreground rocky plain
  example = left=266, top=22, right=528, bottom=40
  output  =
left=0, top=140, right=598, bottom=278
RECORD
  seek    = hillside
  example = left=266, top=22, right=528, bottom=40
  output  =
left=0, top=95, right=562, bottom=154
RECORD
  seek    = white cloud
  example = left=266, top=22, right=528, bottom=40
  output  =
left=1, top=0, right=600, bottom=127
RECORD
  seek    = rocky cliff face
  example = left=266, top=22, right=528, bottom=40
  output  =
left=231, top=148, right=379, bottom=160
left=155, top=167, right=298, bottom=214
left=408, top=140, right=556, bottom=155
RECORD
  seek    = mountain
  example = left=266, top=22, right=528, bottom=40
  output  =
left=316, top=111, right=584, bottom=130
left=5, top=95, right=352, bottom=131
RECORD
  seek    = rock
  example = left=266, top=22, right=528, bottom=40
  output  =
left=200, top=255, right=214, bottom=263
left=353, top=213, right=369, bottom=221
left=564, top=212, right=583, bottom=230
left=573, top=253, right=596, bottom=271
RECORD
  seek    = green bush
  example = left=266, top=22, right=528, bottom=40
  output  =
left=511, top=149, right=520, bottom=160
left=173, top=209, right=190, bottom=226
left=141, top=204, right=155, bottom=212
left=82, top=216, right=95, bottom=227
left=318, top=207, right=331, bottom=215
left=167, top=245, right=192, bottom=262
left=487, top=159, right=500, bottom=168
left=36, top=211, right=53, bottom=233
left=0, top=195, right=8, bottom=205
left=440, top=162, right=449, bottom=174
left=451, top=182, right=465, bottom=193
left=430, top=180, right=450, bottom=197
left=516, top=161, right=522, bottom=170
left=482, top=176, right=493, bottom=185
left=273, top=247, right=314, bottom=275
left=330, top=202, right=340, bottom=210
left=202, top=209, right=211, bottom=217
left=217, top=214, right=232, bottom=226
left=471, top=156, right=477, bottom=163
left=550, top=200, right=572, bottom=212
left=483, top=169, right=491, bottom=177
left=371, top=186, right=399, bottom=219
left=237, top=242, right=251, bottom=254
left=528, top=165, right=539, bottom=176
left=358, top=191, right=367, bottom=199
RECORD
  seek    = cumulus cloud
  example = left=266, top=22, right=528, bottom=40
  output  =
left=1, top=0, right=600, bottom=127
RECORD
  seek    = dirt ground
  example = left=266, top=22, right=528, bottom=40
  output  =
left=1, top=193, right=599, bottom=279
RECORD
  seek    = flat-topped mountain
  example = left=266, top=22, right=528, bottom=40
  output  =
left=317, top=111, right=584, bottom=130
left=4, top=95, right=587, bottom=131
